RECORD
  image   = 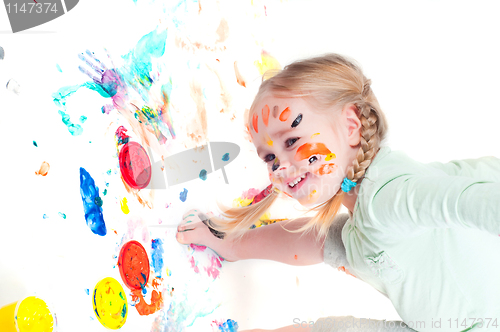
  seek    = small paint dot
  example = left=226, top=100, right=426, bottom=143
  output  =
left=179, top=188, right=188, bottom=202
left=103, top=189, right=107, bottom=196
left=294, top=255, right=298, bottom=260
left=33, top=141, right=38, bottom=147
left=199, top=169, right=207, bottom=181
left=43, top=214, right=48, bottom=219
left=80, top=115, right=87, bottom=123
left=107, top=169, right=112, bottom=175
left=222, top=153, right=230, bottom=161
left=58, top=212, right=66, bottom=219
left=94, top=196, right=103, bottom=207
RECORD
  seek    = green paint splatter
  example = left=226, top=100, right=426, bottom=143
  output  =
left=33, top=141, right=38, bottom=147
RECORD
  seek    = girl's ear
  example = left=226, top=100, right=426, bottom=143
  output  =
left=343, top=104, right=362, bottom=147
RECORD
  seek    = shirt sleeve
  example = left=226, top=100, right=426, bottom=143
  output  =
left=311, top=316, right=416, bottom=332
left=426, top=156, right=500, bottom=182
left=370, top=174, right=500, bottom=236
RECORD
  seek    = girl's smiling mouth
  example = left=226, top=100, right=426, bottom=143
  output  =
left=287, top=172, right=309, bottom=191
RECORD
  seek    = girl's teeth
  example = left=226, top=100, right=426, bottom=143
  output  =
left=289, top=174, right=306, bottom=188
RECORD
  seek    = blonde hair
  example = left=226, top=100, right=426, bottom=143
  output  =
left=209, top=53, right=389, bottom=243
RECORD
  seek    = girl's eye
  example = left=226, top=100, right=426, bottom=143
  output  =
left=264, top=154, right=275, bottom=163
left=286, top=137, right=299, bottom=148
left=308, top=156, right=318, bottom=164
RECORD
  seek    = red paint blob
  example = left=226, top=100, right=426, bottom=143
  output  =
left=262, top=105, right=270, bottom=126
left=279, top=107, right=291, bottom=121
left=294, top=143, right=332, bottom=161
left=119, top=142, right=151, bottom=189
left=252, top=113, right=259, bottom=133
left=118, top=240, right=150, bottom=290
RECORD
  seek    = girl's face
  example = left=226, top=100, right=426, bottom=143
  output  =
left=250, top=94, right=361, bottom=207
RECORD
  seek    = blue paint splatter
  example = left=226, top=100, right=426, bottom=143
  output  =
left=222, top=153, right=230, bottom=161
left=33, top=141, right=38, bottom=147
left=179, top=188, right=188, bottom=202
left=43, top=214, right=48, bottom=219
left=80, top=115, right=87, bottom=123
left=217, top=319, right=239, bottom=332
left=199, top=169, right=207, bottom=181
left=79, top=167, right=107, bottom=236
left=56, top=64, right=62, bottom=72
left=58, top=212, right=66, bottom=219
left=85, top=289, right=89, bottom=295
left=151, top=238, right=164, bottom=278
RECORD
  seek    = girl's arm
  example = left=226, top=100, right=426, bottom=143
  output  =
left=426, top=156, right=500, bottom=182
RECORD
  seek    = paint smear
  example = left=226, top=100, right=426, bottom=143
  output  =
left=118, top=240, right=150, bottom=291
left=13, top=296, right=54, bottom=332
left=58, top=212, right=66, bottom=219
left=279, top=107, right=291, bottom=122
left=92, top=277, right=128, bottom=329
left=33, top=140, right=38, bottom=147
left=131, top=289, right=163, bottom=316
left=43, top=214, right=48, bottom=219
left=120, top=197, right=130, bottom=214
left=234, top=61, right=246, bottom=87
left=151, top=238, right=164, bottom=278
left=222, top=153, right=230, bottom=161
left=311, top=133, right=320, bottom=138
left=294, top=143, right=332, bottom=161
left=252, top=113, right=258, bottom=133
left=213, top=319, right=239, bottom=332
left=254, top=50, right=281, bottom=75
left=205, top=255, right=223, bottom=279
left=325, top=153, right=336, bottom=161
left=115, top=126, right=130, bottom=145
left=35, top=161, right=50, bottom=176
left=262, top=105, right=270, bottom=126
left=190, top=244, right=207, bottom=252
left=199, top=169, right=208, bottom=181
left=313, top=163, right=338, bottom=176
left=267, top=139, right=273, bottom=146
left=79, top=167, right=107, bottom=236
left=179, top=188, right=188, bottom=202
left=272, top=105, right=279, bottom=118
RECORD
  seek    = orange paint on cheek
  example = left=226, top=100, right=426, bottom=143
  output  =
left=313, top=163, right=338, bottom=176
left=294, top=143, right=332, bottom=161
left=279, top=107, right=291, bottom=121
left=262, top=105, right=270, bottom=126
left=252, top=113, right=259, bottom=133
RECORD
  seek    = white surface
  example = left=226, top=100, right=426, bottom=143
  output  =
left=0, top=0, right=499, bottom=331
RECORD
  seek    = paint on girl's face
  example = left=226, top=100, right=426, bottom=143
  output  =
left=313, top=163, right=338, bottom=176
left=279, top=107, right=291, bottom=121
left=311, top=133, right=320, bottom=139
left=273, top=105, right=279, bottom=118
left=35, top=161, right=50, bottom=176
left=92, top=277, right=128, bottom=329
left=120, top=197, right=130, bottom=214
left=252, top=113, right=259, bottom=133
left=291, top=113, right=302, bottom=128
left=267, top=139, right=273, bottom=146
left=80, top=167, right=107, bottom=236
left=325, top=153, right=336, bottom=161
left=294, top=143, right=332, bottom=161
left=262, top=105, right=270, bottom=126
left=15, top=296, right=55, bottom=332
left=151, top=238, right=164, bottom=278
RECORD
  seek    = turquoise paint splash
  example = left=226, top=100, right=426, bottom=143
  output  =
left=151, top=238, right=164, bottom=278
left=79, top=167, right=107, bottom=236
left=58, top=212, right=66, bottom=219
left=33, top=141, right=37, bottom=147
left=179, top=188, right=188, bottom=202
left=222, top=153, right=230, bottom=161
left=199, top=169, right=207, bottom=181
left=80, top=115, right=87, bottom=123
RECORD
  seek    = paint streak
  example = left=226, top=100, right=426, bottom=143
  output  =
left=33, top=140, right=37, bottom=147
left=234, top=61, right=246, bottom=87
left=279, top=107, right=291, bottom=122
left=92, top=277, right=128, bottom=329
left=58, top=212, right=66, bottom=219
left=35, top=161, right=50, bottom=176
left=311, top=133, right=320, bottom=138
left=179, top=188, right=188, bottom=202
left=118, top=240, right=150, bottom=291
left=272, top=105, right=279, bottom=118
left=262, top=105, right=270, bottom=126
left=120, top=197, right=130, bottom=214
left=188, top=80, right=208, bottom=145
left=214, top=319, right=239, bottom=332
left=325, top=153, right=336, bottom=161
left=151, top=239, right=164, bottom=278
left=199, top=169, right=208, bottom=180
left=313, top=163, right=338, bottom=176
left=58, top=110, right=83, bottom=136
left=43, top=214, right=48, bottom=219
left=222, top=153, right=230, bottom=161
left=252, top=113, right=259, bottom=133
left=79, top=167, right=106, bottom=236
left=15, top=296, right=54, bottom=332
left=205, top=255, right=223, bottom=279
left=115, top=126, right=130, bottom=145
left=190, top=244, right=207, bottom=252
left=294, top=143, right=332, bottom=161
left=189, top=256, right=199, bottom=273
left=165, top=267, right=171, bottom=277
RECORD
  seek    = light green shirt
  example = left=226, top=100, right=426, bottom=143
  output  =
left=341, top=146, right=500, bottom=331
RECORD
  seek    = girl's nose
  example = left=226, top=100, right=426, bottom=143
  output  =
left=275, top=159, right=291, bottom=174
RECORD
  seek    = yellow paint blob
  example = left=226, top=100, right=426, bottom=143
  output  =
left=13, top=297, right=54, bottom=332
left=254, top=51, right=281, bottom=76
left=120, top=197, right=130, bottom=214
left=93, top=277, right=128, bottom=329
left=267, top=140, right=273, bottom=146
left=325, top=153, right=336, bottom=161
left=311, top=133, right=320, bottom=139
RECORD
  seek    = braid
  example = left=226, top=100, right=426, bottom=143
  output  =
left=346, top=81, right=381, bottom=183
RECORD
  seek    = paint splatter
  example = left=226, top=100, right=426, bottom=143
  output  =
left=267, top=139, right=273, bottom=146
left=254, top=50, right=281, bottom=75
left=85, top=289, right=89, bottom=295
left=92, top=277, right=128, bottom=329
left=103, top=189, right=107, bottom=196
left=56, top=63, right=62, bottom=72
left=190, top=244, right=207, bottom=252
left=33, top=140, right=38, bottom=147
left=294, top=255, right=298, bottom=260
left=43, top=214, right=48, bottom=219
left=252, top=113, right=259, bottom=133
left=101, top=105, right=113, bottom=114
left=222, top=153, right=230, bottom=161
left=262, top=105, right=270, bottom=126
left=294, top=143, right=332, bottom=161
left=35, top=161, right=50, bottom=176
left=115, top=126, right=130, bottom=145
left=311, top=133, right=320, bottom=138
left=79, top=167, right=107, bottom=236
left=131, top=288, right=163, bottom=316
left=199, top=169, right=208, bottom=181
left=179, top=188, right=188, bottom=202
left=58, top=212, right=66, bottom=219
left=325, top=153, right=336, bottom=161
left=151, top=239, right=164, bottom=278
left=58, top=110, right=83, bottom=136
left=279, top=107, right=291, bottom=122
left=234, top=61, right=246, bottom=87
left=120, top=197, right=130, bottom=214
left=80, top=115, right=87, bottom=123
left=213, top=319, right=239, bottom=332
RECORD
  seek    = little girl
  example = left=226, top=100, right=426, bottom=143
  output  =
left=176, top=54, right=500, bottom=332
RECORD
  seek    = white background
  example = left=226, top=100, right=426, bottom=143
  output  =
left=1, top=0, right=500, bottom=331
